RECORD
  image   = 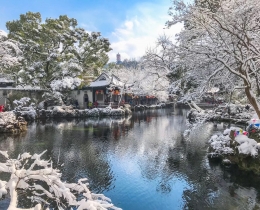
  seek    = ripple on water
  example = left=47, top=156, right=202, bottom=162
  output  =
left=0, top=109, right=260, bottom=209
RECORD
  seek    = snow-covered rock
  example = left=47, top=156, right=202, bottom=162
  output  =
left=110, top=107, right=125, bottom=115
left=0, top=112, right=27, bottom=133
left=213, top=103, right=252, bottom=121
left=85, top=106, right=126, bottom=117
left=123, top=104, right=132, bottom=115
left=208, top=127, right=260, bottom=174
left=85, top=108, right=100, bottom=117
left=52, top=105, right=76, bottom=118
left=133, top=104, right=164, bottom=111
left=187, top=103, right=252, bottom=128
left=11, top=104, right=132, bottom=121
left=236, top=135, right=258, bottom=156
left=209, top=127, right=259, bottom=158
left=208, top=134, right=234, bottom=155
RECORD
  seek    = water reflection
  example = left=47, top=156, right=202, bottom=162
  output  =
left=0, top=109, right=260, bottom=209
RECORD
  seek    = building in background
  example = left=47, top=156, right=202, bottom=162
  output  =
left=116, top=53, right=122, bottom=64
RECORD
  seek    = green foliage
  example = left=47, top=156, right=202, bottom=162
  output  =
left=166, top=65, right=185, bottom=82
left=0, top=31, right=22, bottom=81
left=6, top=12, right=111, bottom=89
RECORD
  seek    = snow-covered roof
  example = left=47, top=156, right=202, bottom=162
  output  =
left=0, top=74, right=14, bottom=84
left=0, top=85, right=44, bottom=91
left=111, top=75, right=124, bottom=87
left=89, top=80, right=110, bottom=87
left=0, top=77, right=14, bottom=83
left=16, top=85, right=42, bottom=90
left=89, top=73, right=124, bottom=87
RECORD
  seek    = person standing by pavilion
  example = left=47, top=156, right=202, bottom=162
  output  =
left=94, top=100, right=99, bottom=108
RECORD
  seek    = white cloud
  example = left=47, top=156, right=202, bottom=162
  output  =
left=108, top=1, right=183, bottom=62
left=0, top=29, right=7, bottom=37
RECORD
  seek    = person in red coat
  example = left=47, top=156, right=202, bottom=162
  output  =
left=94, top=100, right=99, bottom=108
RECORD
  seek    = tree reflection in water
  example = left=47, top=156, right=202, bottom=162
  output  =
left=0, top=109, right=260, bottom=209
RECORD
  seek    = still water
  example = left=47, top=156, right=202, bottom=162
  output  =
left=1, top=108, right=260, bottom=210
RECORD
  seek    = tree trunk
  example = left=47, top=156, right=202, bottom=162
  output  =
left=228, top=89, right=234, bottom=105
left=191, top=101, right=204, bottom=113
left=255, top=74, right=260, bottom=96
left=244, top=86, right=260, bottom=119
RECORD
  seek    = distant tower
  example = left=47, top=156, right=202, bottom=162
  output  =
left=116, top=53, right=121, bottom=64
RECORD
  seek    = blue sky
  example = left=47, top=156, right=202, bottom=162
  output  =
left=0, top=0, right=186, bottom=62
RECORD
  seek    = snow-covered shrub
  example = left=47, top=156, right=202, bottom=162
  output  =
left=13, top=97, right=31, bottom=110
left=208, top=134, right=234, bottom=155
left=0, top=150, right=120, bottom=210
left=13, top=97, right=37, bottom=120
left=50, top=76, right=82, bottom=92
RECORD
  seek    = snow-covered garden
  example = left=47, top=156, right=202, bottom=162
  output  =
left=2, top=0, right=260, bottom=207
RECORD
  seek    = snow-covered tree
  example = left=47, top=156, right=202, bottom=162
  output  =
left=76, top=31, right=111, bottom=77
left=0, top=150, right=120, bottom=210
left=108, top=59, right=169, bottom=102
left=120, top=59, right=139, bottom=70
left=6, top=12, right=111, bottom=91
left=167, top=0, right=260, bottom=117
left=0, top=30, right=22, bottom=83
left=139, top=35, right=179, bottom=101
left=194, top=0, right=220, bottom=12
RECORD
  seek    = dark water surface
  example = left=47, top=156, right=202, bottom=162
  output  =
left=1, top=108, right=260, bottom=210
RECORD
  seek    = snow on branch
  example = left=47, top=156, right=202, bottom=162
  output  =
left=50, top=76, right=82, bottom=92
left=0, top=150, right=121, bottom=210
left=167, top=0, right=260, bottom=117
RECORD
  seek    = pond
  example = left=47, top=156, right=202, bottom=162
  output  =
left=0, top=108, right=260, bottom=209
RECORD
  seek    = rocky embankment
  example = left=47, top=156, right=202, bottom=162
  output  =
left=132, top=103, right=173, bottom=111
left=185, top=103, right=260, bottom=174
left=16, top=104, right=132, bottom=121
left=0, top=112, right=27, bottom=133
left=208, top=127, right=260, bottom=174
left=187, top=103, right=253, bottom=125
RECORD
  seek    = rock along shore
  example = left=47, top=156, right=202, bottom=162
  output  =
left=0, top=112, right=27, bottom=133
left=15, top=103, right=173, bottom=121
left=15, top=105, right=133, bottom=121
